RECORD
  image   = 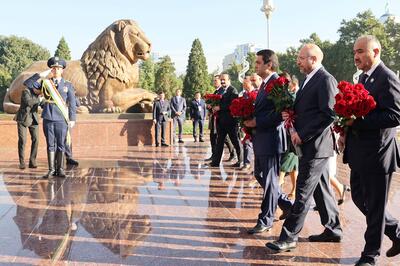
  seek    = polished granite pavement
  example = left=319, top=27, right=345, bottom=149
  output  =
left=1, top=141, right=400, bottom=265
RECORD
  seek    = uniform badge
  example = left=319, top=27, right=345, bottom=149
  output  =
left=370, top=78, right=374, bottom=83
left=63, top=86, right=69, bottom=93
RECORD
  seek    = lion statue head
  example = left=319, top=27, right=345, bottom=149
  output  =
left=3, top=19, right=156, bottom=114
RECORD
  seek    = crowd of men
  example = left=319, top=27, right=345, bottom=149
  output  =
left=16, top=34, right=400, bottom=266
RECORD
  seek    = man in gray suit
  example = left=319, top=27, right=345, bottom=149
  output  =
left=267, top=44, right=342, bottom=252
left=170, top=89, right=186, bottom=144
left=341, top=35, right=400, bottom=266
left=152, top=91, right=171, bottom=147
left=15, top=85, right=42, bottom=169
left=244, top=49, right=292, bottom=234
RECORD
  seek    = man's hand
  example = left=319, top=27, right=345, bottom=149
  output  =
left=69, top=121, right=76, bottom=128
left=39, top=69, right=52, bottom=78
left=291, top=131, right=302, bottom=145
left=212, top=106, right=220, bottom=112
left=153, top=119, right=156, bottom=124
left=338, top=135, right=346, bottom=153
left=282, top=111, right=290, bottom=121
left=207, top=104, right=211, bottom=109
left=243, top=118, right=256, bottom=128
left=176, top=111, right=181, bottom=116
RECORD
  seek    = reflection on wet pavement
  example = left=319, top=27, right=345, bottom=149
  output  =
left=0, top=142, right=400, bottom=265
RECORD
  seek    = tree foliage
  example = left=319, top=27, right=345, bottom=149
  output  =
left=139, top=57, right=156, bottom=92
left=54, top=36, right=71, bottom=60
left=183, top=38, right=211, bottom=100
left=155, top=55, right=179, bottom=99
left=0, top=35, right=50, bottom=110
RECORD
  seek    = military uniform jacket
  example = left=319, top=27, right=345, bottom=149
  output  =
left=15, top=88, right=41, bottom=127
left=23, top=73, right=77, bottom=122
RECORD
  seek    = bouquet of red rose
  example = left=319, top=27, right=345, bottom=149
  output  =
left=333, top=81, right=377, bottom=136
left=204, top=93, right=222, bottom=110
left=229, top=91, right=258, bottom=142
left=265, top=76, right=296, bottom=128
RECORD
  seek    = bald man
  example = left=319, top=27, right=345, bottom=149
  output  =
left=340, top=35, right=400, bottom=266
left=267, top=43, right=342, bottom=252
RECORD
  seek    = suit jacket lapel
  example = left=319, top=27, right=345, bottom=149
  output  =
left=363, top=62, right=383, bottom=94
left=294, top=67, right=324, bottom=106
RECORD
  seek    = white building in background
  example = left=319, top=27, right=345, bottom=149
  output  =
left=222, top=43, right=262, bottom=70
left=379, top=1, right=400, bottom=24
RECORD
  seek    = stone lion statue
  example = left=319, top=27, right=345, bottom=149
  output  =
left=3, top=19, right=156, bottom=113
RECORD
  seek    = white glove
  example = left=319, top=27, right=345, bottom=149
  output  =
left=69, top=121, right=76, bottom=128
left=39, top=69, right=52, bottom=78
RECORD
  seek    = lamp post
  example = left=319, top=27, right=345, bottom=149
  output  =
left=260, top=0, right=275, bottom=48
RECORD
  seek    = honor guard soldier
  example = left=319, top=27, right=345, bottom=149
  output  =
left=24, top=56, right=77, bottom=178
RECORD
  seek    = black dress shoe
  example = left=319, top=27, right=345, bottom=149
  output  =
left=66, top=158, right=79, bottom=166
left=354, top=259, right=375, bottom=266
left=155, top=144, right=160, bottom=147
left=266, top=240, right=297, bottom=252
left=224, top=154, right=235, bottom=162
left=308, top=231, right=342, bottom=242
left=386, top=241, right=400, bottom=257
left=338, top=184, right=350, bottom=205
left=231, top=162, right=242, bottom=168
left=19, top=163, right=26, bottom=170
left=279, top=208, right=291, bottom=220
left=178, top=140, right=184, bottom=143
left=208, top=162, right=219, bottom=167
left=194, top=138, right=197, bottom=142
left=247, top=223, right=271, bottom=234
left=28, top=163, right=37, bottom=168
left=205, top=157, right=213, bottom=161
left=161, top=143, right=169, bottom=147
left=199, top=138, right=205, bottom=142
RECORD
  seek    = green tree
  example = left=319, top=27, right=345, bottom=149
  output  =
left=245, top=52, right=256, bottom=75
left=139, top=57, right=156, bottom=92
left=0, top=35, right=50, bottom=110
left=225, top=62, right=242, bottom=90
left=183, top=38, right=210, bottom=100
left=278, top=47, right=301, bottom=79
left=54, top=36, right=71, bottom=60
left=154, top=55, right=178, bottom=99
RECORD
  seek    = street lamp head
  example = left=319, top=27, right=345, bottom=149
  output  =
left=260, top=0, right=275, bottom=19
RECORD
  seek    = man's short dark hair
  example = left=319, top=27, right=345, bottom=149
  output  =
left=158, top=90, right=165, bottom=95
left=256, top=49, right=279, bottom=71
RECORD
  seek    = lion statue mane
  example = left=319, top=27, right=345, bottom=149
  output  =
left=3, top=19, right=156, bottom=114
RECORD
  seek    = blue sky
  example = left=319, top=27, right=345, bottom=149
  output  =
left=0, top=0, right=398, bottom=73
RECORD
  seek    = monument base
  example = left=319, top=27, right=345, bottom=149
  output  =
left=0, top=113, right=172, bottom=159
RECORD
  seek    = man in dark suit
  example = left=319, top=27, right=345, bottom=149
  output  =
left=209, top=74, right=242, bottom=167
left=152, top=91, right=171, bottom=147
left=170, top=89, right=186, bottom=144
left=24, top=57, right=77, bottom=179
left=243, top=50, right=292, bottom=234
left=15, top=85, right=42, bottom=169
left=267, top=44, right=342, bottom=252
left=190, top=91, right=206, bottom=142
left=340, top=35, right=400, bottom=266
left=206, top=75, right=235, bottom=162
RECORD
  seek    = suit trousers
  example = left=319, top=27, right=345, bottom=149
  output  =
left=350, top=170, right=400, bottom=262
left=43, top=120, right=67, bottom=153
left=243, top=140, right=253, bottom=165
left=193, top=119, right=204, bottom=139
left=173, top=117, right=184, bottom=141
left=17, top=122, right=39, bottom=165
left=279, top=157, right=342, bottom=241
left=213, top=122, right=242, bottom=164
left=254, top=154, right=292, bottom=226
left=155, top=120, right=167, bottom=145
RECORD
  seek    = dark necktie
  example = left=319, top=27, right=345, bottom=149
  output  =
left=260, top=81, right=266, bottom=90
left=54, top=79, right=58, bottom=88
left=358, top=73, right=369, bottom=84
